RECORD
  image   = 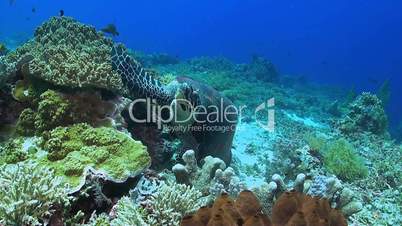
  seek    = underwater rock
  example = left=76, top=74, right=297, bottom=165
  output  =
left=337, top=92, right=388, bottom=136
left=238, top=55, right=279, bottom=83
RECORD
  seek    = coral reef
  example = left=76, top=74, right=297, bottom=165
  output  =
left=172, top=150, right=245, bottom=198
left=239, top=55, right=279, bottom=83
left=254, top=174, right=362, bottom=218
left=180, top=190, right=347, bottom=226
left=0, top=161, right=70, bottom=225
left=112, top=182, right=204, bottom=226
left=16, top=89, right=118, bottom=136
left=38, top=123, right=151, bottom=188
left=0, top=17, right=126, bottom=94
left=337, top=92, right=388, bottom=136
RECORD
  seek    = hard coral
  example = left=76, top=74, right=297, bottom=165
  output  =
left=26, top=17, right=124, bottom=92
left=181, top=190, right=348, bottom=226
left=337, top=92, right=388, bottom=136
left=16, top=89, right=117, bottom=136
left=0, top=161, right=70, bottom=226
left=172, top=150, right=246, bottom=198
left=39, top=123, right=151, bottom=188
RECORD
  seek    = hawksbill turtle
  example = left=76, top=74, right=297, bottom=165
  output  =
left=111, top=44, right=237, bottom=164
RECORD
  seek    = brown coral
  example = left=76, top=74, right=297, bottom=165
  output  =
left=181, top=190, right=348, bottom=226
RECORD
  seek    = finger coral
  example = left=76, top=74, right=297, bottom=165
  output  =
left=0, top=161, right=70, bottom=226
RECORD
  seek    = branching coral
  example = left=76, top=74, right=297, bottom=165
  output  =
left=112, top=182, right=203, bottom=226
left=0, top=161, right=70, bottom=225
left=337, top=92, right=388, bottom=136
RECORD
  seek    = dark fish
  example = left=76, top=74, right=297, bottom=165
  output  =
left=59, top=10, right=64, bottom=17
left=101, top=24, right=120, bottom=36
left=368, top=77, right=378, bottom=84
left=32, top=7, right=36, bottom=13
left=9, top=0, right=16, bottom=6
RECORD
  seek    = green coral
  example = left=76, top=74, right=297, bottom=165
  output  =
left=16, top=89, right=116, bottom=136
left=0, top=161, right=70, bottom=226
left=322, top=139, right=368, bottom=181
left=0, top=138, right=26, bottom=164
left=28, top=17, right=124, bottom=92
left=39, top=123, right=151, bottom=187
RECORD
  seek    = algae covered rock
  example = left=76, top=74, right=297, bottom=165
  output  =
left=39, top=123, right=151, bottom=188
left=338, top=92, right=388, bottom=135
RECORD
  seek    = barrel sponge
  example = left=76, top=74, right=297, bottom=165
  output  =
left=27, top=17, right=125, bottom=92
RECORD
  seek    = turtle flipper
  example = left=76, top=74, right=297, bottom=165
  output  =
left=111, top=43, right=172, bottom=104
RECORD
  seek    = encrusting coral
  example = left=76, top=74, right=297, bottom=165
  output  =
left=180, top=190, right=347, bottom=226
left=0, top=161, right=70, bottom=226
left=337, top=92, right=388, bottom=136
left=16, top=89, right=118, bottom=136
left=38, top=123, right=151, bottom=188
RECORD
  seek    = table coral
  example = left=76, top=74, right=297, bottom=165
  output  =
left=39, top=123, right=151, bottom=188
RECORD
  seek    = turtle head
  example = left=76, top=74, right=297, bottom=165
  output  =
left=170, top=83, right=200, bottom=126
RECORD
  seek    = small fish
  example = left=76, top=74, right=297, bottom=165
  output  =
left=32, top=7, right=36, bottom=13
left=101, top=24, right=120, bottom=36
left=59, top=9, right=64, bottom=17
left=9, top=0, right=16, bottom=6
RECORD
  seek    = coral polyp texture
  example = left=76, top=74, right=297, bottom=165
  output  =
left=39, top=123, right=151, bottom=188
left=180, top=190, right=347, bottom=226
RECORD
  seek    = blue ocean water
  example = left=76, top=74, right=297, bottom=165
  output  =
left=1, top=0, right=402, bottom=135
